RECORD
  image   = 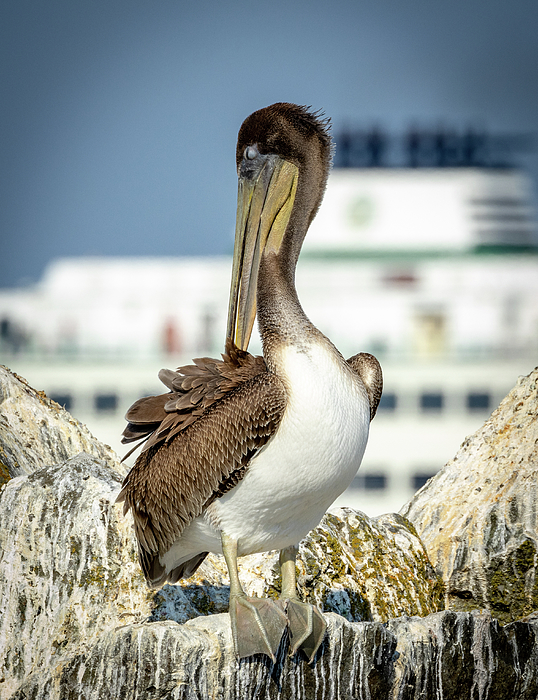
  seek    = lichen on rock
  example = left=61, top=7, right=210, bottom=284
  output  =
left=294, top=508, right=443, bottom=622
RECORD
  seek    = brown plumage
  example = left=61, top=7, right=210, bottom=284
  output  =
left=121, top=340, right=267, bottom=455
left=347, top=352, right=383, bottom=419
left=117, top=339, right=287, bottom=584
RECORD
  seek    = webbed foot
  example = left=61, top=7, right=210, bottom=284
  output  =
left=286, top=598, right=327, bottom=661
left=230, top=594, right=288, bottom=662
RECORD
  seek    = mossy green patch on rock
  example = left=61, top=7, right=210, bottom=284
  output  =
left=189, top=588, right=219, bottom=615
left=487, top=539, right=538, bottom=623
left=290, top=508, right=443, bottom=623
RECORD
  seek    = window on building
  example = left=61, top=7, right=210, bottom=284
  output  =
left=466, top=392, right=491, bottom=412
left=49, top=394, right=73, bottom=411
left=412, top=472, right=436, bottom=490
left=378, top=392, right=397, bottom=412
left=420, top=392, right=444, bottom=412
left=95, top=393, right=118, bottom=413
left=350, top=472, right=388, bottom=491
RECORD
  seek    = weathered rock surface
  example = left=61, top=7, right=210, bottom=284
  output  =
left=0, top=455, right=152, bottom=699
left=9, top=611, right=538, bottom=699
left=2, top=366, right=538, bottom=699
left=402, top=366, right=538, bottom=623
left=0, top=452, right=440, bottom=699
left=0, top=366, right=121, bottom=484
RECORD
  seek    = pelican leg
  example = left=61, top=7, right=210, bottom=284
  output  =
left=221, top=532, right=287, bottom=662
left=279, top=545, right=327, bottom=662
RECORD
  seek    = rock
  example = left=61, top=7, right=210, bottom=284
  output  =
left=0, top=366, right=121, bottom=484
left=0, top=450, right=440, bottom=698
left=3, top=366, right=538, bottom=698
left=0, top=454, right=153, bottom=699
left=402, top=366, right=538, bottom=623
left=9, top=611, right=538, bottom=699
left=291, top=508, right=443, bottom=622
left=385, top=610, right=538, bottom=700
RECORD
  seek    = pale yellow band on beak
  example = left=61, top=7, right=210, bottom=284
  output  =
left=226, top=158, right=299, bottom=350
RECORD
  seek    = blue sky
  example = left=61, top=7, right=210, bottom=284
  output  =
left=1, top=0, right=537, bottom=287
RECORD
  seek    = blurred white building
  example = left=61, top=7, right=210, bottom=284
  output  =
left=1, top=166, right=537, bottom=515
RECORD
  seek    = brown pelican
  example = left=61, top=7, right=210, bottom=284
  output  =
left=117, top=103, right=382, bottom=662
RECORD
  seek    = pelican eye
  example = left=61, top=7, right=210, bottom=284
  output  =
left=245, top=146, right=258, bottom=160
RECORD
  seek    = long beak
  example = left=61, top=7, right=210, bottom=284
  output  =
left=226, top=156, right=298, bottom=350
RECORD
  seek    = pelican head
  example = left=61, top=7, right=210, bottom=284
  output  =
left=227, top=103, right=332, bottom=350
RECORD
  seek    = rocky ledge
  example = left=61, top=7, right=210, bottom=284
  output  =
left=0, top=365, right=537, bottom=699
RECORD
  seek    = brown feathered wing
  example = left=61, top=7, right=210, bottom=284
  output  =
left=116, top=341, right=287, bottom=587
left=346, top=352, right=383, bottom=420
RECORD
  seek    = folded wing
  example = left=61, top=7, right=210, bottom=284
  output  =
left=117, top=340, right=287, bottom=583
